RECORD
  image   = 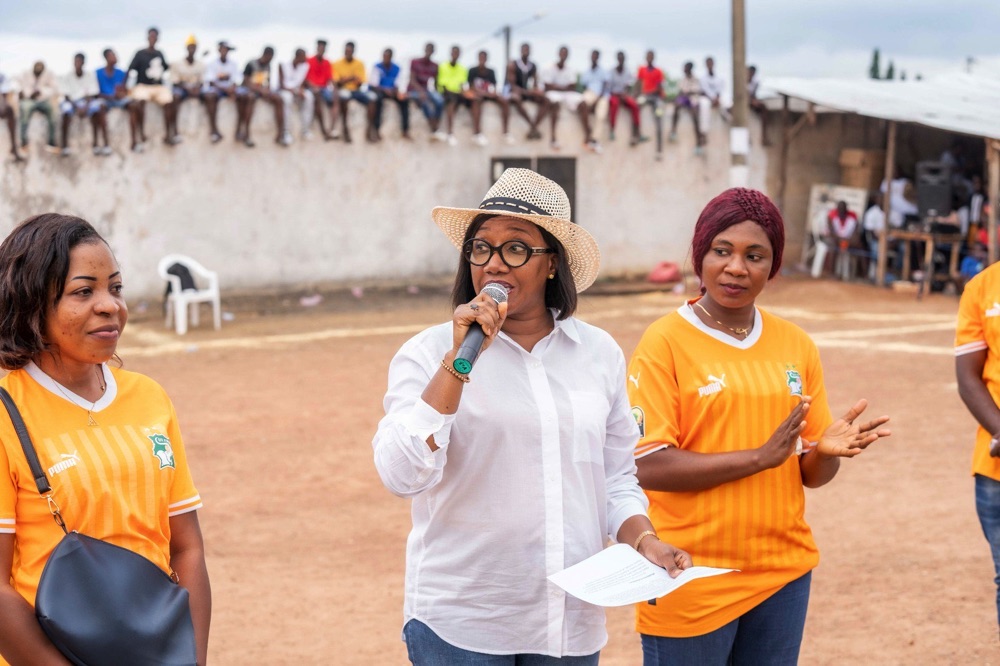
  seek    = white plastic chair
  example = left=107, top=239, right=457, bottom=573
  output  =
left=157, top=254, right=221, bottom=335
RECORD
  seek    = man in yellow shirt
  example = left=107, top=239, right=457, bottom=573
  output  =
left=333, top=41, right=376, bottom=143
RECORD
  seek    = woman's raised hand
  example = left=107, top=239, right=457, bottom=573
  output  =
left=816, top=399, right=891, bottom=457
left=756, top=398, right=811, bottom=470
left=451, top=293, right=508, bottom=355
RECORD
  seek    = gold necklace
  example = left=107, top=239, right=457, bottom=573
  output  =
left=52, top=365, right=106, bottom=426
left=693, top=300, right=753, bottom=337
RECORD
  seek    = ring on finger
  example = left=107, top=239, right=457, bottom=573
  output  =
left=469, top=303, right=480, bottom=311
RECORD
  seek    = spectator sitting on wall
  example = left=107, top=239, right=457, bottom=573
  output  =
left=306, top=39, right=340, bottom=141
left=369, top=48, right=410, bottom=142
left=541, top=45, right=586, bottom=152
left=669, top=61, right=704, bottom=152
left=58, top=52, right=109, bottom=157
left=607, top=50, right=644, bottom=146
left=578, top=49, right=608, bottom=153
left=437, top=45, right=477, bottom=147
left=468, top=50, right=512, bottom=145
left=747, top=64, right=770, bottom=146
left=505, top=42, right=547, bottom=141
left=636, top=49, right=666, bottom=160
left=280, top=48, right=315, bottom=141
left=699, top=55, right=730, bottom=126
left=243, top=46, right=289, bottom=148
left=407, top=42, right=445, bottom=141
left=172, top=35, right=209, bottom=133
left=17, top=60, right=59, bottom=154
left=0, top=63, right=22, bottom=161
left=127, top=27, right=180, bottom=151
left=333, top=41, right=377, bottom=143
left=97, top=49, right=139, bottom=151
left=203, top=40, right=247, bottom=145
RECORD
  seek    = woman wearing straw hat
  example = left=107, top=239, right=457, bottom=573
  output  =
left=373, top=168, right=692, bottom=663
left=627, top=188, right=891, bottom=664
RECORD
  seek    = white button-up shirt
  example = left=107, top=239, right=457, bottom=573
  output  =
left=373, top=315, right=647, bottom=657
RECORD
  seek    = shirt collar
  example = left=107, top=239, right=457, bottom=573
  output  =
left=552, top=311, right=582, bottom=344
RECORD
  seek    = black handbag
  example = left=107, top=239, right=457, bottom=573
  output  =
left=0, top=387, right=198, bottom=666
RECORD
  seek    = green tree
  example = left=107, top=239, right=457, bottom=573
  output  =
left=886, top=60, right=895, bottom=80
left=869, top=48, right=881, bottom=79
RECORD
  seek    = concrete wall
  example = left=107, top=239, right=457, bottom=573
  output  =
left=1, top=101, right=767, bottom=299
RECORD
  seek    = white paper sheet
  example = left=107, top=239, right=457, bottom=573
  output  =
left=548, top=544, right=736, bottom=607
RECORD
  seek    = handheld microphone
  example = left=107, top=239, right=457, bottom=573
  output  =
left=453, top=283, right=509, bottom=374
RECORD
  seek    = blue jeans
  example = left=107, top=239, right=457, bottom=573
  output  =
left=641, top=571, right=811, bottom=665
left=976, top=474, right=1000, bottom=625
left=403, top=620, right=599, bottom=665
left=408, top=89, right=444, bottom=121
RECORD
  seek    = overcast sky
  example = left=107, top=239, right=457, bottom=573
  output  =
left=2, top=0, right=997, bottom=88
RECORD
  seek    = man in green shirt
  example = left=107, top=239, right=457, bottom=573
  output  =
left=437, top=45, right=478, bottom=146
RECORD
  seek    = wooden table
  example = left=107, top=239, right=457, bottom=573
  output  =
left=886, top=228, right=964, bottom=298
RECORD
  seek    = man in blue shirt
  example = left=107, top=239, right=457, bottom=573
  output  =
left=97, top=48, right=139, bottom=151
left=369, top=48, right=409, bottom=141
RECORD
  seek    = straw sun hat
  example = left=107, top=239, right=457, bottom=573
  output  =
left=432, top=168, right=601, bottom=292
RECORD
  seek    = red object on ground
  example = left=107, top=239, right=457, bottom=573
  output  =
left=647, top=261, right=682, bottom=284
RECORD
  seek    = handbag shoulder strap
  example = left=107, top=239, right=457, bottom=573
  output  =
left=0, top=387, right=51, bottom=494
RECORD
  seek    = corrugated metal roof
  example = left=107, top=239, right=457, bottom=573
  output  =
left=762, top=73, right=1000, bottom=140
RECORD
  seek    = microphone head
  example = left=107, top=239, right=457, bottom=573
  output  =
left=482, top=283, right=509, bottom=304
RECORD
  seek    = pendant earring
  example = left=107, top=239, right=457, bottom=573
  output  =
left=548, top=273, right=555, bottom=279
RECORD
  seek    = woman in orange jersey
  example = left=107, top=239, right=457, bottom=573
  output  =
left=627, top=188, right=891, bottom=664
left=0, top=214, right=211, bottom=665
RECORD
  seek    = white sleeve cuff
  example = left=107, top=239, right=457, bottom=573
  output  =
left=401, top=398, right=457, bottom=448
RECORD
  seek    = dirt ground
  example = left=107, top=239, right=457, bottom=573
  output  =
left=121, top=275, right=998, bottom=665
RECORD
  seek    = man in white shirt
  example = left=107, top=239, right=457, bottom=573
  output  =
left=670, top=60, right=704, bottom=151
left=279, top=48, right=315, bottom=141
left=58, top=53, right=109, bottom=157
left=541, top=46, right=587, bottom=151
left=203, top=40, right=246, bottom=143
left=698, top=56, right=730, bottom=136
left=17, top=60, right=59, bottom=152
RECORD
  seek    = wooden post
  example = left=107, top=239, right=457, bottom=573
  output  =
left=988, top=139, right=1000, bottom=265
left=876, top=120, right=896, bottom=286
left=777, top=95, right=790, bottom=213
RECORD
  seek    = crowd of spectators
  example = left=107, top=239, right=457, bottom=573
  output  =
left=0, top=28, right=762, bottom=161
left=810, top=142, right=991, bottom=290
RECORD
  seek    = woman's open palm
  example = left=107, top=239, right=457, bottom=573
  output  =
left=816, top=398, right=891, bottom=457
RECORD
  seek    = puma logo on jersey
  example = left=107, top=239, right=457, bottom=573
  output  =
left=987, top=302, right=1000, bottom=318
left=629, top=372, right=641, bottom=389
left=48, top=451, right=81, bottom=476
left=698, top=373, right=726, bottom=397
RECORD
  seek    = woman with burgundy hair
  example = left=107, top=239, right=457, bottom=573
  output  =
left=626, top=188, right=892, bottom=664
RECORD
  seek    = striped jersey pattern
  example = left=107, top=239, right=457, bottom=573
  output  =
left=627, top=303, right=832, bottom=637
left=0, top=366, right=201, bottom=611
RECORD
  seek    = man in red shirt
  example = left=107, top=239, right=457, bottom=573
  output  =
left=305, top=39, right=339, bottom=140
left=637, top=50, right=666, bottom=160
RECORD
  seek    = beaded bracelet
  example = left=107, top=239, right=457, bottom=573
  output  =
left=633, top=530, right=659, bottom=552
left=440, top=359, right=471, bottom=383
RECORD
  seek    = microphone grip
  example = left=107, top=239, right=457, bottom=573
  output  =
left=453, top=324, right=486, bottom=374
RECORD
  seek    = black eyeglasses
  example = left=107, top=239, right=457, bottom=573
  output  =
left=462, top=239, right=555, bottom=268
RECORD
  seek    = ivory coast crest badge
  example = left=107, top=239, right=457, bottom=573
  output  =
left=785, top=368, right=803, bottom=397
left=148, top=433, right=176, bottom=469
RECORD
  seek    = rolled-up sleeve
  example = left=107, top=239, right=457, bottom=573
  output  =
left=602, top=351, right=648, bottom=540
left=373, top=333, right=456, bottom=497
